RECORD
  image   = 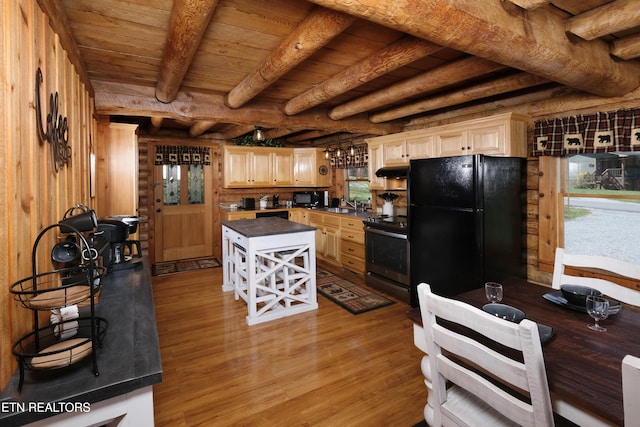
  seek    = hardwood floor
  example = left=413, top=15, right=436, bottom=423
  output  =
left=151, top=262, right=426, bottom=426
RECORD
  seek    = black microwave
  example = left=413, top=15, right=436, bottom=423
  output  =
left=293, top=191, right=324, bottom=208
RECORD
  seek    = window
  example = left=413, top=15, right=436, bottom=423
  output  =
left=562, top=152, right=640, bottom=263
left=163, top=163, right=205, bottom=205
left=345, top=166, right=371, bottom=203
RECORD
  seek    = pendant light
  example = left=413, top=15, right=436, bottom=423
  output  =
left=324, top=146, right=331, bottom=159
left=253, top=126, right=265, bottom=142
left=335, top=135, right=342, bottom=157
left=348, top=142, right=355, bottom=156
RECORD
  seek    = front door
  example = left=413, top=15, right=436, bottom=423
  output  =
left=152, top=146, right=213, bottom=262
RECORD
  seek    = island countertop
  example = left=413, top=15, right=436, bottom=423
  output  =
left=0, top=258, right=162, bottom=426
left=222, top=216, right=316, bottom=237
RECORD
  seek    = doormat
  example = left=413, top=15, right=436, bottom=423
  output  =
left=316, top=269, right=395, bottom=314
left=152, top=257, right=221, bottom=276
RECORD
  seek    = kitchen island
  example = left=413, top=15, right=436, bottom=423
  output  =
left=0, top=259, right=162, bottom=427
left=222, top=217, right=317, bottom=325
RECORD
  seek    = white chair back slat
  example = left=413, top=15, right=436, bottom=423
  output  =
left=418, top=283, right=555, bottom=427
left=552, top=248, right=640, bottom=306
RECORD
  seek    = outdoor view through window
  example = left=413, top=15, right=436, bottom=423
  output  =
left=564, top=152, right=640, bottom=263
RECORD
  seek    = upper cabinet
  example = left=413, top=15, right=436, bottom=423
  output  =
left=434, top=115, right=527, bottom=157
left=223, top=146, right=329, bottom=188
left=366, top=112, right=529, bottom=169
left=294, top=148, right=330, bottom=187
left=224, top=146, right=272, bottom=187
left=367, top=141, right=385, bottom=190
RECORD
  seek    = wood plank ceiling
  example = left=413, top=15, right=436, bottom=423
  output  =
left=41, top=0, right=640, bottom=146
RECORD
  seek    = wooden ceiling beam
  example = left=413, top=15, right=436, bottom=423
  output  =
left=155, top=0, right=219, bottom=103
left=284, top=36, right=442, bottom=115
left=93, top=81, right=402, bottom=135
left=222, top=125, right=256, bottom=141
left=566, top=0, right=640, bottom=41
left=329, top=56, right=506, bottom=120
left=149, top=116, right=164, bottom=135
left=286, top=130, right=334, bottom=143
left=307, top=0, right=640, bottom=97
left=264, top=128, right=299, bottom=140
left=506, top=0, right=549, bottom=9
left=370, top=72, right=550, bottom=123
left=612, top=34, right=640, bottom=60
left=189, top=121, right=218, bottom=138
left=224, top=7, right=356, bottom=109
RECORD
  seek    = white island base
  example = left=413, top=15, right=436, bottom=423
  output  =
left=222, top=218, right=318, bottom=325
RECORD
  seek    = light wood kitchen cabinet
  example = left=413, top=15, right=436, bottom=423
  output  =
left=382, top=139, right=408, bottom=165
left=367, top=141, right=385, bottom=190
left=435, top=129, right=468, bottom=157
left=340, top=217, right=365, bottom=274
left=294, top=148, right=330, bottom=187
left=223, top=146, right=328, bottom=188
left=366, top=112, right=529, bottom=168
left=223, top=146, right=272, bottom=187
left=288, top=208, right=308, bottom=224
left=222, top=211, right=256, bottom=221
left=308, top=212, right=340, bottom=266
left=379, top=134, right=434, bottom=165
left=273, top=148, right=294, bottom=186
left=294, top=148, right=316, bottom=186
left=435, top=122, right=512, bottom=157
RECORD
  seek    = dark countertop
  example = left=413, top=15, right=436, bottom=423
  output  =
left=0, top=258, right=162, bottom=426
left=222, top=216, right=316, bottom=237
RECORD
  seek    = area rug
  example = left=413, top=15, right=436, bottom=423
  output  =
left=152, top=257, right=221, bottom=276
left=316, top=269, right=395, bottom=314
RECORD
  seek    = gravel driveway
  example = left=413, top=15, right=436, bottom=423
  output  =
left=563, top=199, right=640, bottom=264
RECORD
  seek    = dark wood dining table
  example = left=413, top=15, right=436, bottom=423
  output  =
left=408, top=277, right=640, bottom=426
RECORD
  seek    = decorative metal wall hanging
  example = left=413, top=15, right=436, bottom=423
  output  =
left=330, top=142, right=368, bottom=169
left=35, top=68, right=70, bottom=172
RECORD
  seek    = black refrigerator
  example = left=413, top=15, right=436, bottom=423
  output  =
left=408, top=155, right=525, bottom=306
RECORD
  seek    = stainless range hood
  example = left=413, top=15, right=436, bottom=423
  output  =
left=375, top=166, right=408, bottom=179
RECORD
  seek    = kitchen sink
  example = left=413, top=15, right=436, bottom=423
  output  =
left=322, top=207, right=352, bottom=213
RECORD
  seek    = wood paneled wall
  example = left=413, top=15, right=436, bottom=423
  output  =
left=1, top=0, right=96, bottom=388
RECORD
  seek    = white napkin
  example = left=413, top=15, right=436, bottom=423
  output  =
left=50, top=305, right=79, bottom=339
left=54, top=320, right=79, bottom=340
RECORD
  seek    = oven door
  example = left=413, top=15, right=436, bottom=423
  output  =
left=365, top=227, right=409, bottom=285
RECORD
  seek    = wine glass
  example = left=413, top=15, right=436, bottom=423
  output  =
left=586, top=295, right=609, bottom=332
left=485, top=282, right=503, bottom=303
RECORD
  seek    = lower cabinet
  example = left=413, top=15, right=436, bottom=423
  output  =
left=308, top=212, right=341, bottom=266
left=340, top=217, right=365, bottom=274
left=222, top=211, right=256, bottom=221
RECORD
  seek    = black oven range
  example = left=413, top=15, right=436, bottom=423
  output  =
left=364, top=215, right=410, bottom=304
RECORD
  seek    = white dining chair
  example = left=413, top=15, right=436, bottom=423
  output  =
left=417, top=283, right=554, bottom=427
left=552, top=247, right=640, bottom=306
left=623, top=355, right=640, bottom=425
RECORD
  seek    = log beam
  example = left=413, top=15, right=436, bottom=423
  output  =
left=155, top=0, right=219, bottom=103
left=222, top=125, right=256, bottom=141
left=283, top=36, right=442, bottom=115
left=286, top=130, right=334, bottom=143
left=93, top=81, right=402, bottom=135
left=189, top=121, right=217, bottom=138
left=329, top=56, right=506, bottom=120
left=149, top=116, right=164, bottom=135
left=225, top=8, right=356, bottom=109
left=370, top=72, right=550, bottom=123
left=306, top=0, right=640, bottom=97
left=612, top=34, right=640, bottom=60
left=566, top=0, right=640, bottom=41
left=507, top=0, right=549, bottom=9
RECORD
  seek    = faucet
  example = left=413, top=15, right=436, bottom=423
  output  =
left=344, top=199, right=358, bottom=210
